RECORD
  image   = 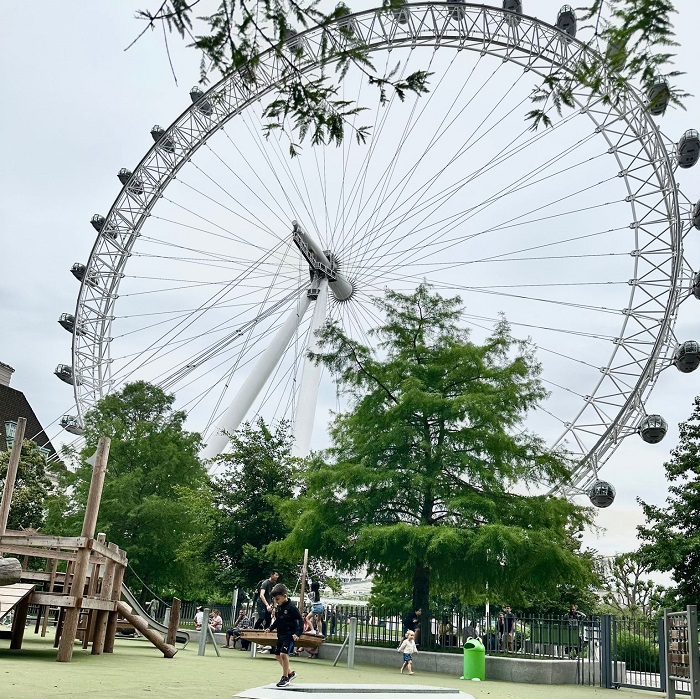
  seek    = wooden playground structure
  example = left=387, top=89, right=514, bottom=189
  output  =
left=0, top=418, right=180, bottom=661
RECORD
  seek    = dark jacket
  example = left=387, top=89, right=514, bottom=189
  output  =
left=270, top=599, right=304, bottom=638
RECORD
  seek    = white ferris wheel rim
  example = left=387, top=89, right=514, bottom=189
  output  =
left=70, top=2, right=691, bottom=492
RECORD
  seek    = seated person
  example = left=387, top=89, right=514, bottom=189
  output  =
left=209, top=609, right=223, bottom=633
left=225, top=610, right=253, bottom=649
left=194, top=606, right=204, bottom=630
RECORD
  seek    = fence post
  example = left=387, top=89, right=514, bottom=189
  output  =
left=688, top=605, right=700, bottom=699
left=348, top=617, right=357, bottom=669
left=658, top=616, right=667, bottom=693
left=599, top=614, right=613, bottom=689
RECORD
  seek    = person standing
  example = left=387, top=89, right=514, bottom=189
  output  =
left=267, top=583, right=303, bottom=688
left=402, top=607, right=422, bottom=644
left=397, top=630, right=418, bottom=675
left=309, top=580, right=324, bottom=634
left=565, top=603, right=586, bottom=657
left=256, top=571, right=280, bottom=629
left=502, top=606, right=516, bottom=652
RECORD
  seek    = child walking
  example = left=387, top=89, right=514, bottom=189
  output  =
left=267, top=583, right=304, bottom=688
left=397, top=630, right=418, bottom=674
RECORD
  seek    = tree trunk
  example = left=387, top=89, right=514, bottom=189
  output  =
left=0, top=557, right=22, bottom=586
left=412, top=560, right=431, bottom=645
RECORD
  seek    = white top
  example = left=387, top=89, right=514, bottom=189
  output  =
left=194, top=611, right=204, bottom=626
left=397, top=639, right=418, bottom=654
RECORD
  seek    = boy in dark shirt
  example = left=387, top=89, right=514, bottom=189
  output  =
left=267, top=583, right=304, bottom=687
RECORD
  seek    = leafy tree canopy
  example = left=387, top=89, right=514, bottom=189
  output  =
left=207, top=418, right=301, bottom=592
left=0, top=440, right=63, bottom=531
left=637, top=397, right=700, bottom=606
left=597, top=551, right=668, bottom=618
left=63, top=381, right=211, bottom=599
left=134, top=0, right=685, bottom=152
left=279, top=285, right=592, bottom=625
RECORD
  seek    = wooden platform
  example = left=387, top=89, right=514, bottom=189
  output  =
left=0, top=582, right=34, bottom=618
left=0, top=582, right=35, bottom=646
left=239, top=629, right=325, bottom=648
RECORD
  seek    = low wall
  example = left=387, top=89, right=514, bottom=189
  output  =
left=316, top=643, right=621, bottom=685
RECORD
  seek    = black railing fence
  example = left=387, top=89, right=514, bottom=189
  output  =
left=129, top=596, right=677, bottom=691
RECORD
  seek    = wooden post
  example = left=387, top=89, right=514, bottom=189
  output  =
left=57, top=437, right=110, bottom=662
left=298, top=548, right=309, bottom=612
left=166, top=598, right=181, bottom=649
left=92, top=542, right=118, bottom=655
left=10, top=594, right=31, bottom=650
left=116, top=601, right=177, bottom=658
left=0, top=417, right=27, bottom=535
left=82, top=534, right=105, bottom=649
left=103, top=553, right=125, bottom=654
left=42, top=558, right=59, bottom=637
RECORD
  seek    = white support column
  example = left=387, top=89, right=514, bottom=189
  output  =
left=202, top=293, right=312, bottom=459
left=293, top=278, right=328, bottom=457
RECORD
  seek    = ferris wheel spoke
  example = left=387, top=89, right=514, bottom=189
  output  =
left=348, top=122, right=602, bottom=278
left=341, top=67, right=583, bottom=270
left=350, top=127, right=601, bottom=268
left=347, top=65, right=525, bottom=272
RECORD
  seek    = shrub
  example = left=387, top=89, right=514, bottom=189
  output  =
left=614, top=631, right=659, bottom=673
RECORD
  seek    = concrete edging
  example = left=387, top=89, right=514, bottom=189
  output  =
left=316, top=642, right=616, bottom=684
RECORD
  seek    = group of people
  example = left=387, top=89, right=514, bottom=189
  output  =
left=191, top=570, right=327, bottom=688
left=194, top=606, right=223, bottom=633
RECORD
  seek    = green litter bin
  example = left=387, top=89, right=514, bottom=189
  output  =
left=461, top=637, right=485, bottom=681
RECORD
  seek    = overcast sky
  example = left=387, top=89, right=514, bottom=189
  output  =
left=1, top=1, right=699, bottom=564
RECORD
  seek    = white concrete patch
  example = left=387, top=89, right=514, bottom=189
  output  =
left=237, top=684, right=476, bottom=698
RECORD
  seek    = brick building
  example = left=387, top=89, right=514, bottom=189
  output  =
left=0, top=362, right=56, bottom=457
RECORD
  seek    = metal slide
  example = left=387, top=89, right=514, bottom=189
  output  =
left=120, top=584, right=190, bottom=647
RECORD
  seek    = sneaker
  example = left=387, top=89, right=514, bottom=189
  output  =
left=276, top=676, right=290, bottom=688
left=287, top=671, right=297, bottom=683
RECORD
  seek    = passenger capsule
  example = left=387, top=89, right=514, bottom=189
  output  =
left=556, top=5, right=576, bottom=37
left=70, top=263, right=98, bottom=288
left=189, top=86, right=214, bottom=116
left=639, top=414, right=668, bottom=444
left=449, top=0, right=466, bottom=21
left=693, top=200, right=700, bottom=230
left=694, top=271, right=700, bottom=300
left=392, top=3, right=410, bottom=24
left=60, top=415, right=84, bottom=436
left=678, top=129, right=700, bottom=169
left=337, top=3, right=357, bottom=34
left=673, top=340, right=700, bottom=373
left=90, top=214, right=106, bottom=232
left=118, top=168, right=144, bottom=195
left=151, top=125, right=175, bottom=153
left=90, top=214, right=117, bottom=239
left=503, top=0, right=522, bottom=25
left=647, top=78, right=670, bottom=116
left=285, top=28, right=304, bottom=53
left=58, top=313, right=75, bottom=333
left=54, top=364, right=76, bottom=385
left=606, top=39, right=626, bottom=71
left=588, top=480, right=616, bottom=508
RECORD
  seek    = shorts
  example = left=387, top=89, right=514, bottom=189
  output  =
left=275, top=637, right=295, bottom=656
left=312, top=603, right=324, bottom=614
left=403, top=653, right=413, bottom=662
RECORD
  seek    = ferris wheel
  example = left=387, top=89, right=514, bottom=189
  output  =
left=56, top=2, right=700, bottom=504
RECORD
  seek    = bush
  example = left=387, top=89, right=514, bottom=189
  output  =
left=614, top=631, right=659, bottom=673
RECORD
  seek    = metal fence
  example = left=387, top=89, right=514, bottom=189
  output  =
left=136, top=596, right=693, bottom=693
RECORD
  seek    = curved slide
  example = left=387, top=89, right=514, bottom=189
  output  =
left=120, top=584, right=190, bottom=647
